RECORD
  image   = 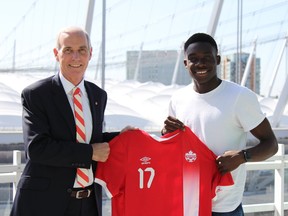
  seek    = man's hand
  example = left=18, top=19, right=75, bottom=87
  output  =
left=162, top=116, right=185, bottom=135
left=120, top=125, right=138, bottom=134
left=216, top=150, right=245, bottom=175
left=91, top=142, right=110, bottom=162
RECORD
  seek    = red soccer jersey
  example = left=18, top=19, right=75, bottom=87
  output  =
left=95, top=126, right=234, bottom=216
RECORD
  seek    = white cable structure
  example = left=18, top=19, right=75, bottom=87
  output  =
left=0, top=0, right=287, bottom=97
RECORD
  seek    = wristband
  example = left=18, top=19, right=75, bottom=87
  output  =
left=242, top=150, right=251, bottom=162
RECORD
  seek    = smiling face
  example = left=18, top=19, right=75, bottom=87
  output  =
left=184, top=42, right=221, bottom=93
left=53, top=27, right=92, bottom=86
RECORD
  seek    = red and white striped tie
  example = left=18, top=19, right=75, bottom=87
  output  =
left=73, top=87, right=90, bottom=188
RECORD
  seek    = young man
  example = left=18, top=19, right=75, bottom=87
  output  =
left=162, top=33, right=278, bottom=215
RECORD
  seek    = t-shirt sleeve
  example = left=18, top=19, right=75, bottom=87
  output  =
left=235, top=88, right=265, bottom=132
left=95, top=135, right=126, bottom=198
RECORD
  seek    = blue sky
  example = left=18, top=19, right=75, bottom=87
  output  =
left=0, top=0, right=287, bottom=96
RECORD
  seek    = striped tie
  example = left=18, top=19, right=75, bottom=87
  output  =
left=73, top=87, right=89, bottom=188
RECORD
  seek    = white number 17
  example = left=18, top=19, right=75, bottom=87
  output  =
left=138, top=167, right=155, bottom=189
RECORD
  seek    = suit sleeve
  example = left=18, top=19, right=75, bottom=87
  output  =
left=21, top=82, right=92, bottom=169
left=102, top=132, right=120, bottom=142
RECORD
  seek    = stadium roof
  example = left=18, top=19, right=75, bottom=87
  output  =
left=0, top=72, right=287, bottom=134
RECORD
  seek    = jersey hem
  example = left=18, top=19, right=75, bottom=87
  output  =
left=94, top=178, right=113, bottom=198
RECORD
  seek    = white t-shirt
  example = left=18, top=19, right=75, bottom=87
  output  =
left=168, top=80, right=265, bottom=212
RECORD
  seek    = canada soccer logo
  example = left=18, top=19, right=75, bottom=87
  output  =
left=185, top=150, right=197, bottom=162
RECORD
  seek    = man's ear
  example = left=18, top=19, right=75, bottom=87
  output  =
left=216, top=55, right=221, bottom=65
left=184, top=59, right=188, bottom=68
left=53, top=48, right=59, bottom=61
left=89, top=47, right=93, bottom=60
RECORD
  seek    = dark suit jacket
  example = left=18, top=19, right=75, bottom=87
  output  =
left=10, top=73, right=118, bottom=216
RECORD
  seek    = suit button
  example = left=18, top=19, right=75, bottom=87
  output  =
left=67, top=188, right=72, bottom=193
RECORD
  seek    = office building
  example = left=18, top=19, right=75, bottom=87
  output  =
left=126, top=50, right=191, bottom=85
left=220, top=53, right=261, bottom=94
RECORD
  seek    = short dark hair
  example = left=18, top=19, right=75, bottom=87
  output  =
left=184, top=33, right=218, bottom=53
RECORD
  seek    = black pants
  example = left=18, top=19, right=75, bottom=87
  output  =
left=64, top=192, right=98, bottom=216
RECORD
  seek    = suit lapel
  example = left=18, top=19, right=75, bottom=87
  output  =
left=52, top=74, right=76, bottom=137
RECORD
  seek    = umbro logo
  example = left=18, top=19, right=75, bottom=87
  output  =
left=140, top=156, right=151, bottom=165
left=185, top=150, right=197, bottom=162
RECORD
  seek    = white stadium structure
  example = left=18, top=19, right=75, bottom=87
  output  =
left=0, top=72, right=287, bottom=144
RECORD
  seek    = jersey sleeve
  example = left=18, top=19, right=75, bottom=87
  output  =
left=94, top=134, right=127, bottom=198
left=212, top=172, right=234, bottom=199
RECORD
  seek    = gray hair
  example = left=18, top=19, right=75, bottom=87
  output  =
left=55, top=27, right=91, bottom=50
